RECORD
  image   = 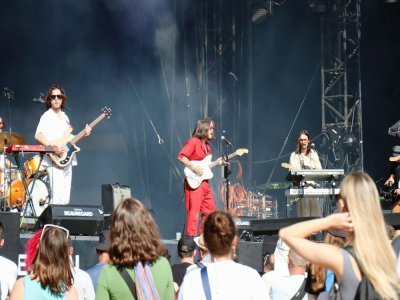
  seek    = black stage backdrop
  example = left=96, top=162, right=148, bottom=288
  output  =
left=0, top=0, right=399, bottom=238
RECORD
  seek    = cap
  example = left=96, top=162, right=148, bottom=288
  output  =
left=177, top=235, right=196, bottom=253
left=194, top=234, right=207, bottom=251
left=96, top=230, right=110, bottom=251
left=392, top=145, right=400, bottom=157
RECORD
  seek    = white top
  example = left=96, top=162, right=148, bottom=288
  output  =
left=289, top=149, right=322, bottom=170
left=271, top=274, right=307, bottom=300
left=35, top=109, right=77, bottom=166
left=178, top=260, right=268, bottom=300
left=0, top=255, right=18, bottom=300
left=261, top=271, right=276, bottom=300
left=73, top=267, right=95, bottom=300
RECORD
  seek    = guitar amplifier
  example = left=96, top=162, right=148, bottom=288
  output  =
left=101, top=184, right=132, bottom=215
left=34, top=205, right=104, bottom=236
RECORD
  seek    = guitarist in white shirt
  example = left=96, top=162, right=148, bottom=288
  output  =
left=177, top=118, right=222, bottom=237
left=35, top=85, right=91, bottom=205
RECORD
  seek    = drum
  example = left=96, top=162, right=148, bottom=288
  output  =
left=27, top=179, right=49, bottom=217
left=24, top=155, right=46, bottom=178
left=6, top=180, right=26, bottom=209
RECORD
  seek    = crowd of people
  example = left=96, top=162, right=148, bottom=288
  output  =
left=0, top=171, right=399, bottom=299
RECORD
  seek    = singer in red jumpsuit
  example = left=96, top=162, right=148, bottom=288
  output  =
left=177, top=118, right=222, bottom=236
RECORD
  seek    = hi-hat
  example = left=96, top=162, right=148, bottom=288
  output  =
left=0, top=131, right=25, bottom=149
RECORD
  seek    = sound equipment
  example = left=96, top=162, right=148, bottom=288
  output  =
left=288, top=169, right=344, bottom=181
left=383, top=213, right=400, bottom=229
left=285, top=188, right=340, bottom=198
left=101, top=184, right=132, bottom=215
left=0, top=212, right=20, bottom=264
left=251, top=217, right=318, bottom=236
left=237, top=240, right=263, bottom=272
left=34, top=205, right=104, bottom=236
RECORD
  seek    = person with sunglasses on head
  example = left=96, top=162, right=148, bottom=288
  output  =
left=10, top=225, right=78, bottom=299
left=35, top=84, right=91, bottom=205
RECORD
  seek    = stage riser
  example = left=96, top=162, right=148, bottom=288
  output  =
left=251, top=214, right=400, bottom=236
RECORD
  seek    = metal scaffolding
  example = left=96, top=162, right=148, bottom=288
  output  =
left=320, top=0, right=363, bottom=173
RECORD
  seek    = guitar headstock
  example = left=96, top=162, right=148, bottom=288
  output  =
left=101, top=107, right=112, bottom=119
left=235, top=148, right=249, bottom=157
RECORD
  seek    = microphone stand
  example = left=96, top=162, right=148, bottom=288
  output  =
left=222, top=142, right=231, bottom=211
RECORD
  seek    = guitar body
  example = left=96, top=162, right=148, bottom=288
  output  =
left=46, top=107, right=112, bottom=168
left=48, top=127, right=81, bottom=168
left=184, top=155, right=214, bottom=189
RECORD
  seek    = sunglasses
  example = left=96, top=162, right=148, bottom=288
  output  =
left=50, top=94, right=64, bottom=100
left=40, top=224, right=69, bottom=241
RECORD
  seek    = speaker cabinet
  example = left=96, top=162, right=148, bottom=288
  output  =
left=35, top=205, right=104, bottom=236
left=101, top=184, right=132, bottom=215
left=0, top=212, right=20, bottom=264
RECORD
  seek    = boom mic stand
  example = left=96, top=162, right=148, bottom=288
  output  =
left=222, top=142, right=231, bottom=211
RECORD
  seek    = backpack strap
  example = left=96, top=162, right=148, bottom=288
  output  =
left=200, top=267, right=212, bottom=300
left=118, top=267, right=137, bottom=299
left=343, top=246, right=365, bottom=275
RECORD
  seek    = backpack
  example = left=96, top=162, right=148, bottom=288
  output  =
left=344, top=247, right=381, bottom=300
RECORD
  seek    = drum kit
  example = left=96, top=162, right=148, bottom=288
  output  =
left=0, top=132, right=51, bottom=218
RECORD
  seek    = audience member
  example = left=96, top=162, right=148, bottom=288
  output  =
left=185, top=233, right=211, bottom=273
left=178, top=211, right=267, bottom=299
left=95, top=198, right=174, bottom=300
left=270, top=249, right=308, bottom=300
left=0, top=222, right=18, bottom=300
left=86, top=230, right=110, bottom=289
left=171, top=235, right=196, bottom=292
left=11, top=224, right=78, bottom=299
left=280, top=172, right=400, bottom=299
left=261, top=252, right=275, bottom=300
left=68, top=238, right=95, bottom=300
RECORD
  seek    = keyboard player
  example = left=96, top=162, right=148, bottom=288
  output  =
left=289, top=130, right=322, bottom=217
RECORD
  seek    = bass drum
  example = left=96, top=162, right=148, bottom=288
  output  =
left=28, top=179, right=50, bottom=218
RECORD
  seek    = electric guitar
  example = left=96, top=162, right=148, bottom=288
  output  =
left=184, top=148, right=248, bottom=189
left=48, top=107, right=112, bottom=168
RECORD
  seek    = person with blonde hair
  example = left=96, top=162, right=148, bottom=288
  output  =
left=280, top=172, right=400, bottom=299
left=95, top=198, right=174, bottom=300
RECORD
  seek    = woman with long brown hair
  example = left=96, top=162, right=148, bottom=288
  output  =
left=96, top=198, right=174, bottom=300
left=280, top=172, right=400, bottom=299
left=10, top=225, right=78, bottom=299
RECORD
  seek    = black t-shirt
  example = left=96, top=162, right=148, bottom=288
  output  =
left=171, top=262, right=192, bottom=287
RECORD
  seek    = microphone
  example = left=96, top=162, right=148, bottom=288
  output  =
left=33, top=97, right=45, bottom=103
left=221, top=136, right=232, bottom=145
left=310, top=143, right=315, bottom=149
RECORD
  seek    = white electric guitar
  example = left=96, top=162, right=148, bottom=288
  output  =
left=184, top=148, right=248, bottom=189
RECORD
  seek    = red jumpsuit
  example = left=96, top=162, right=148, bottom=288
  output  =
left=177, top=137, right=216, bottom=236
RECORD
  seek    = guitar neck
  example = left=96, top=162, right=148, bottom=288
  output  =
left=70, top=113, right=106, bottom=144
left=209, top=152, right=237, bottom=169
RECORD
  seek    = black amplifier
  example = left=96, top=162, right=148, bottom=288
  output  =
left=35, top=205, right=104, bottom=236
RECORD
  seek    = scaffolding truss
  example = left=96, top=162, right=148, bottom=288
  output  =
left=320, top=0, right=363, bottom=173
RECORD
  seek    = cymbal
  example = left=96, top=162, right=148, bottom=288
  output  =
left=0, top=131, right=25, bottom=148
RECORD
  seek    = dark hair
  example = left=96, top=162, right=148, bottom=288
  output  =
left=203, top=211, right=236, bottom=257
left=30, top=227, right=73, bottom=294
left=295, top=129, right=312, bottom=155
left=0, top=222, right=3, bottom=241
left=44, top=84, right=68, bottom=110
left=109, top=198, right=166, bottom=266
left=192, top=118, right=213, bottom=139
